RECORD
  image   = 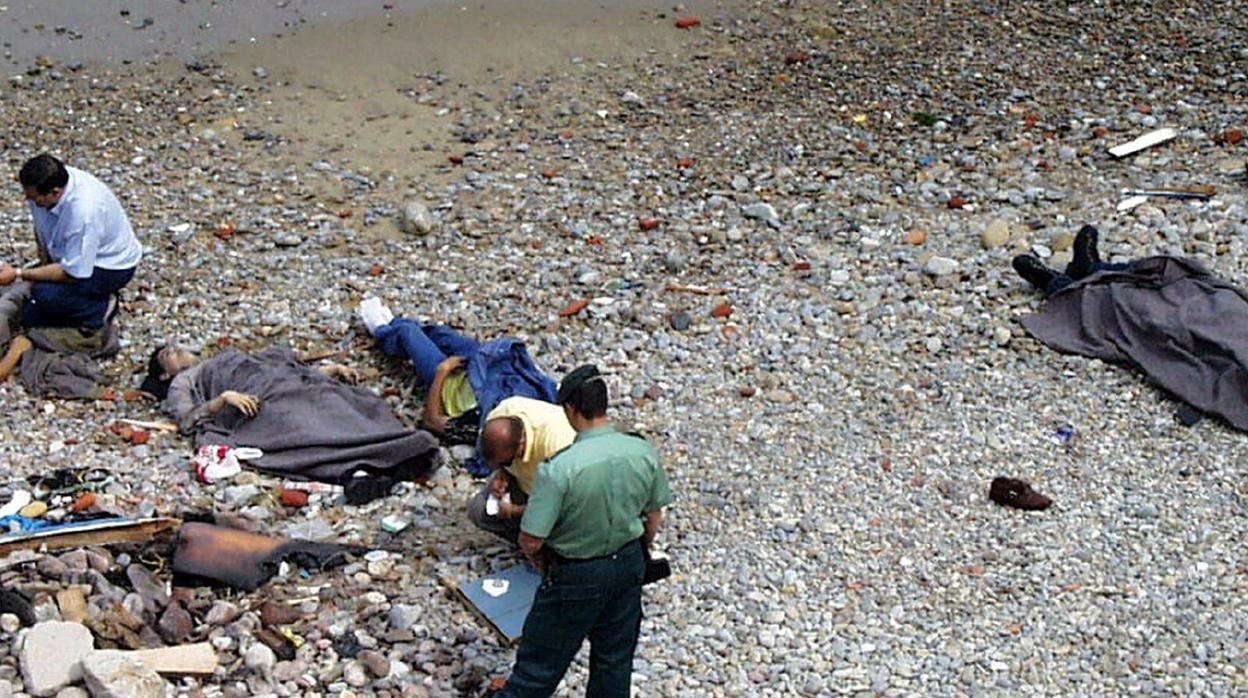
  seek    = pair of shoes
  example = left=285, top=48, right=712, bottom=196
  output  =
left=988, top=477, right=1053, bottom=510
left=1012, top=255, right=1057, bottom=290
left=1065, top=224, right=1102, bottom=279
left=358, top=297, right=394, bottom=335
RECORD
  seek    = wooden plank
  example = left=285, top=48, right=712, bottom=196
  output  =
left=0, top=518, right=180, bottom=557
left=117, top=418, right=179, bottom=433
left=132, top=643, right=219, bottom=675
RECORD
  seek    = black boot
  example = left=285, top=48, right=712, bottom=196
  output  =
left=1012, top=254, right=1058, bottom=290
left=1065, top=224, right=1102, bottom=279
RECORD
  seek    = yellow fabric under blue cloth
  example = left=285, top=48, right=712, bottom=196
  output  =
left=440, top=369, right=478, bottom=418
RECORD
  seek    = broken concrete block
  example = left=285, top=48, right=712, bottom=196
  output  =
left=20, top=621, right=95, bottom=697
left=81, top=651, right=168, bottom=698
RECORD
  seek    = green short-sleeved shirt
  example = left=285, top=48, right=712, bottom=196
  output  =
left=520, top=426, right=673, bottom=559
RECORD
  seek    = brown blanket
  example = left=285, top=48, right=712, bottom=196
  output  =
left=1020, top=256, right=1248, bottom=429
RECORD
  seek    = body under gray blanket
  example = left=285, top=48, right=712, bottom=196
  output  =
left=1020, top=256, right=1248, bottom=430
left=184, top=346, right=440, bottom=482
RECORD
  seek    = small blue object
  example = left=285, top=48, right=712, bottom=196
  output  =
left=457, top=563, right=542, bottom=644
left=1052, top=425, right=1076, bottom=446
left=0, top=515, right=52, bottom=533
left=918, top=155, right=936, bottom=168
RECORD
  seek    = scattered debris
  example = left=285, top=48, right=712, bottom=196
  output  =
left=557, top=299, right=591, bottom=317
left=988, top=477, right=1053, bottom=511
left=1116, top=194, right=1150, bottom=213
left=82, top=649, right=169, bottom=698
left=20, top=620, right=95, bottom=696
left=56, top=588, right=89, bottom=624
left=128, top=643, right=219, bottom=675
left=665, top=283, right=731, bottom=296
left=0, top=518, right=179, bottom=556
left=455, top=564, right=542, bottom=644
left=1121, top=184, right=1215, bottom=200
left=1108, top=127, right=1177, bottom=158
left=171, top=522, right=361, bottom=591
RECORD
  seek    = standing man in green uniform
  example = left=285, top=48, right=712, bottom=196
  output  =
left=499, top=365, right=672, bottom=698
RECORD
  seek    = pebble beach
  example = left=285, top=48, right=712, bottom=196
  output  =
left=0, top=1, right=1245, bottom=696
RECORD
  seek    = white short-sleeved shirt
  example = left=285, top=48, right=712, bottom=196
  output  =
left=28, top=166, right=141, bottom=279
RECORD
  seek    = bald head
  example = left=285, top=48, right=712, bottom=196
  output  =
left=481, top=416, right=524, bottom=470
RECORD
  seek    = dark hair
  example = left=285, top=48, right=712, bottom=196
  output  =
left=558, top=364, right=608, bottom=418
left=19, top=154, right=69, bottom=195
left=139, top=347, right=172, bottom=401
left=481, top=416, right=523, bottom=465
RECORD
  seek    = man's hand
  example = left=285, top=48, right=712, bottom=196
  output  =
left=0, top=265, right=15, bottom=286
left=489, top=471, right=510, bottom=498
left=436, top=355, right=466, bottom=376
left=320, top=363, right=360, bottom=384
left=221, top=391, right=261, bottom=417
left=422, top=410, right=449, bottom=434
left=497, top=499, right=525, bottom=520
left=518, top=531, right=546, bottom=571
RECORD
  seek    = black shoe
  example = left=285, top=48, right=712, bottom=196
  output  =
left=1012, top=254, right=1057, bottom=290
left=1066, top=224, right=1101, bottom=279
left=343, top=474, right=396, bottom=505
left=1176, top=402, right=1205, bottom=427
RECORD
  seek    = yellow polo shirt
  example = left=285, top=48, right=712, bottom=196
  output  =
left=485, top=396, right=575, bottom=494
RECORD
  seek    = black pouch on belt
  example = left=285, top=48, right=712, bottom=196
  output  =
left=643, top=547, right=671, bottom=585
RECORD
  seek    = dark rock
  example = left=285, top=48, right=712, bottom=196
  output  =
left=259, top=600, right=301, bottom=628
left=157, top=602, right=193, bottom=645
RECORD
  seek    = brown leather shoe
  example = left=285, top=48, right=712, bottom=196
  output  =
left=989, top=477, right=1052, bottom=510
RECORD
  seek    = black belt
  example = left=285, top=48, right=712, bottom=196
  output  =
left=550, top=538, right=641, bottom=564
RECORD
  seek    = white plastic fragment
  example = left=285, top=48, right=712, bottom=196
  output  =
left=1116, top=195, right=1149, bottom=213
left=1108, top=127, right=1177, bottom=158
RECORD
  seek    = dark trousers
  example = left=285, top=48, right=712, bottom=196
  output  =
left=501, top=540, right=645, bottom=698
left=1046, top=261, right=1129, bottom=296
left=466, top=481, right=523, bottom=545
left=21, top=267, right=134, bottom=330
left=373, top=318, right=479, bottom=387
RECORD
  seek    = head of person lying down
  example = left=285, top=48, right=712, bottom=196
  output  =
left=139, top=344, right=198, bottom=401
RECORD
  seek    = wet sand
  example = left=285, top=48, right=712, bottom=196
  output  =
left=0, top=0, right=395, bottom=66
left=220, top=0, right=698, bottom=186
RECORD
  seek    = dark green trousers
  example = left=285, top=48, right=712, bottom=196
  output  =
left=501, top=539, right=645, bottom=698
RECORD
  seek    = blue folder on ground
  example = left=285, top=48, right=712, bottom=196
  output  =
left=455, top=563, right=542, bottom=644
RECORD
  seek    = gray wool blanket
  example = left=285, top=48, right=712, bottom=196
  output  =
left=1020, top=256, right=1248, bottom=430
left=179, top=346, right=440, bottom=482
left=1, top=280, right=119, bottom=399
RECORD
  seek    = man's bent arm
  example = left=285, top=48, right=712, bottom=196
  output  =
left=20, top=262, right=73, bottom=284
left=642, top=509, right=664, bottom=549
left=421, top=357, right=461, bottom=431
